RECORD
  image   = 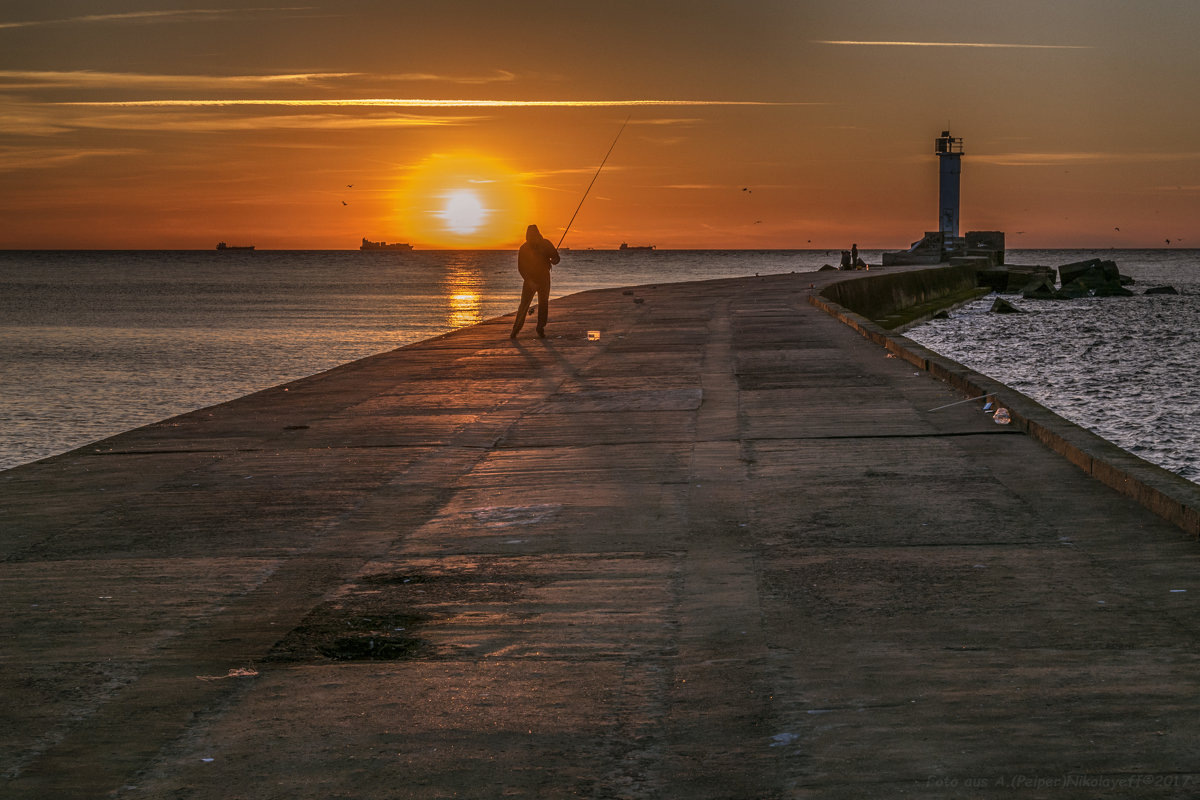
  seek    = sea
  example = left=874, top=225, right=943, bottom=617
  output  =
left=1, top=248, right=1197, bottom=484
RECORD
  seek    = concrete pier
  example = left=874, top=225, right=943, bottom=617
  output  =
left=3, top=269, right=1199, bottom=798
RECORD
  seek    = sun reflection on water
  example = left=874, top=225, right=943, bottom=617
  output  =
left=440, top=255, right=487, bottom=330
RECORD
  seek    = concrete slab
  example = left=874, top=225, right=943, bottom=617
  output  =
left=2, top=271, right=1199, bottom=799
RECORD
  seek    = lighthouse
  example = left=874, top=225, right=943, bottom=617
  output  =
left=935, top=130, right=963, bottom=239
left=881, top=130, right=1003, bottom=266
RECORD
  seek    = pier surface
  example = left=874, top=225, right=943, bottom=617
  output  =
left=3, top=272, right=1198, bottom=798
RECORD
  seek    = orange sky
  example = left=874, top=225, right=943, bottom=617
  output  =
left=2, top=1, right=1199, bottom=250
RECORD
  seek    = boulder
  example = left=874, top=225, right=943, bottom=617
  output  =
left=1144, top=285, right=1179, bottom=295
left=1021, top=277, right=1058, bottom=300
left=1093, top=283, right=1134, bottom=297
left=818, top=264, right=837, bottom=271
left=1057, top=258, right=1104, bottom=285
left=1054, top=282, right=1091, bottom=300
left=990, top=298, right=1024, bottom=314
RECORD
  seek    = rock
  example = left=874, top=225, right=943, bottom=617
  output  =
left=1068, top=266, right=1111, bottom=290
left=1054, top=282, right=1091, bottom=299
left=977, top=264, right=1055, bottom=293
left=990, top=298, right=1023, bottom=314
left=1021, top=277, right=1058, bottom=299
left=818, top=264, right=837, bottom=271
left=1093, top=283, right=1133, bottom=297
left=1144, top=285, right=1179, bottom=295
left=932, top=310, right=950, bottom=320
left=1057, top=258, right=1104, bottom=285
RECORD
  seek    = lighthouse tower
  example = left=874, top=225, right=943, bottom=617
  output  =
left=935, top=130, right=963, bottom=239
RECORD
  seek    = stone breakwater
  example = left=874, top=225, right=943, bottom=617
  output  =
left=814, top=264, right=1200, bottom=538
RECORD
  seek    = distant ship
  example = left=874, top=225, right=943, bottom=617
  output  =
left=619, top=242, right=655, bottom=251
left=361, top=238, right=413, bottom=251
left=216, top=242, right=254, bottom=251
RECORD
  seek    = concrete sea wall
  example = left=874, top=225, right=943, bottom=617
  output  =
left=817, top=263, right=987, bottom=330
left=814, top=266, right=1200, bottom=539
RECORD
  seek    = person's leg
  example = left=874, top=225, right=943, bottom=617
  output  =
left=511, top=281, right=535, bottom=337
left=535, top=277, right=550, bottom=336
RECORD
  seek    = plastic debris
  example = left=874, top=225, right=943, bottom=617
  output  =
left=992, top=408, right=1012, bottom=424
left=587, top=330, right=601, bottom=341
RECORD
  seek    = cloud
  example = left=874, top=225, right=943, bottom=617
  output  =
left=814, top=40, right=1091, bottom=49
left=977, top=151, right=1200, bottom=166
left=628, top=118, right=704, bottom=126
left=0, top=70, right=359, bottom=91
left=0, top=96, right=479, bottom=135
left=72, top=111, right=479, bottom=132
left=0, top=69, right=521, bottom=91
left=378, top=70, right=517, bottom=85
left=59, top=98, right=808, bottom=108
left=0, top=7, right=317, bottom=30
left=0, top=145, right=141, bottom=171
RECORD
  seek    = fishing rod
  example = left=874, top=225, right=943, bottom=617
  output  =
left=557, top=115, right=630, bottom=249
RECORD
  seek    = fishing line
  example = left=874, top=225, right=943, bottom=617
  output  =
left=557, top=115, right=630, bottom=249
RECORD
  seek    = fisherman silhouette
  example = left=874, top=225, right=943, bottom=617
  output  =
left=510, top=224, right=560, bottom=339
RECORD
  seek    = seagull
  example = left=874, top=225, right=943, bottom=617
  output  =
left=1114, top=227, right=1120, bottom=231
left=754, top=220, right=763, bottom=224
left=742, top=187, right=752, bottom=193
left=1165, top=238, right=1171, bottom=244
left=341, top=200, right=348, bottom=206
left=347, top=184, right=354, bottom=188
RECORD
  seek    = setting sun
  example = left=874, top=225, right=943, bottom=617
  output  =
left=441, top=189, right=487, bottom=234
left=397, top=153, right=530, bottom=248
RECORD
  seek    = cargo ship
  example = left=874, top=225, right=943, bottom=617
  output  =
left=360, top=238, right=413, bottom=251
left=216, top=242, right=254, bottom=251
left=618, top=242, right=655, bottom=251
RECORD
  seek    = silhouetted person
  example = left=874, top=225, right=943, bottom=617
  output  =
left=851, top=243, right=858, bottom=265
left=510, top=224, right=560, bottom=338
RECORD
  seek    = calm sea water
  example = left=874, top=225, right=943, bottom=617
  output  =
left=2, top=248, right=1197, bottom=485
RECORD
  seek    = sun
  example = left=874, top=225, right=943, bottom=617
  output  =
left=396, top=153, right=531, bottom=248
left=441, top=189, right=487, bottom=234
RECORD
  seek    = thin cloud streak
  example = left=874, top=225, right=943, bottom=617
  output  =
left=70, top=112, right=477, bottom=132
left=0, top=70, right=359, bottom=90
left=0, top=7, right=317, bottom=30
left=0, top=70, right=518, bottom=90
left=815, top=40, right=1091, bottom=49
left=59, top=98, right=808, bottom=108
left=0, top=145, right=141, bottom=171
left=978, top=151, right=1200, bottom=166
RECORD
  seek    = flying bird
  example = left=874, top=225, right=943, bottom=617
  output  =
left=341, top=200, right=348, bottom=206
left=742, top=187, right=752, bottom=193
left=347, top=184, right=354, bottom=188
left=1114, top=227, right=1120, bottom=231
